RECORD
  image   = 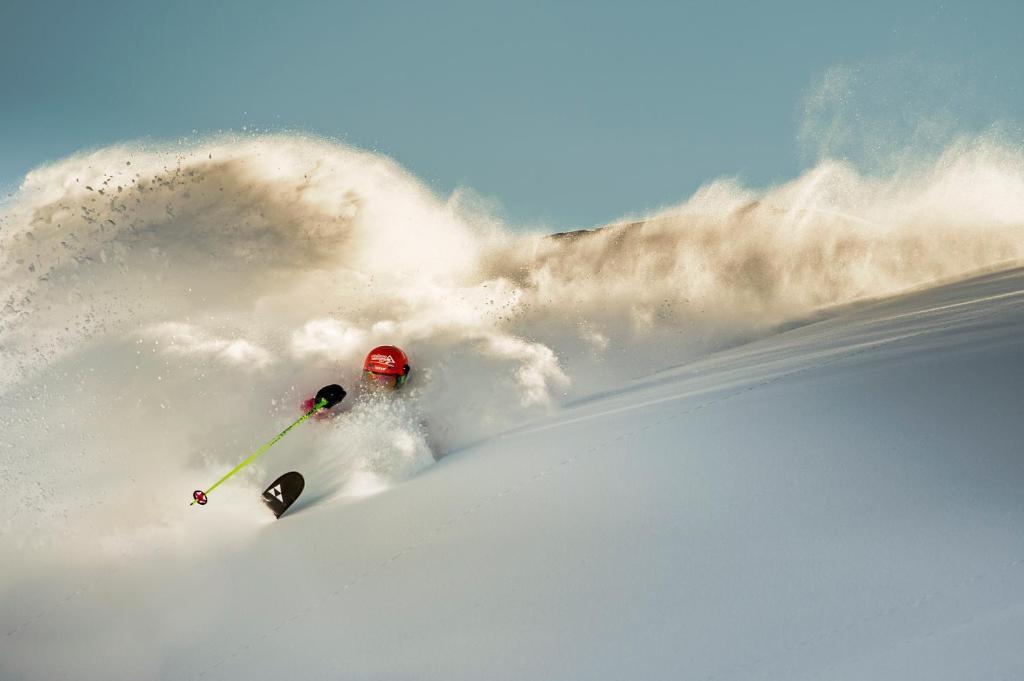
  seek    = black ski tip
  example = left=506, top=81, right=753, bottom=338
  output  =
left=315, top=384, right=346, bottom=410
left=261, top=471, right=305, bottom=519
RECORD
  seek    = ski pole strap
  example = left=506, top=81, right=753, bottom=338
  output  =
left=191, top=398, right=327, bottom=504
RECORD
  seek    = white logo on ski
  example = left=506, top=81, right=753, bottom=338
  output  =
left=270, top=484, right=285, bottom=502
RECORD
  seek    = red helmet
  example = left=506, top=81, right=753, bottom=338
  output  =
left=363, top=345, right=411, bottom=389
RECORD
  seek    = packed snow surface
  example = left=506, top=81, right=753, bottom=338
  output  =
left=1, top=135, right=1023, bottom=679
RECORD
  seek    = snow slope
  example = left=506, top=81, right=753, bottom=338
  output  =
left=2, top=136, right=1024, bottom=679
left=3, top=266, right=1023, bottom=680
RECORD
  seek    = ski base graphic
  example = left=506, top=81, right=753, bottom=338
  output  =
left=261, top=471, right=305, bottom=518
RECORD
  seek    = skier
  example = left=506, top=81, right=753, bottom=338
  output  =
left=202, top=347, right=409, bottom=512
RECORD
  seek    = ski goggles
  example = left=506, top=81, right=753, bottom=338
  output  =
left=363, top=370, right=408, bottom=389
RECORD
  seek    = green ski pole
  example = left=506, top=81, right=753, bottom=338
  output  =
left=190, top=384, right=346, bottom=506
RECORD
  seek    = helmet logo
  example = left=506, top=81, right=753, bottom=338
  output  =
left=370, top=353, right=396, bottom=367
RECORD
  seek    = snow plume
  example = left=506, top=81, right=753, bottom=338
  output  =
left=4, top=135, right=1023, bottom=400
left=306, top=392, right=434, bottom=504
left=1, top=133, right=1023, bottom=553
left=495, top=140, right=1024, bottom=330
left=144, top=322, right=274, bottom=368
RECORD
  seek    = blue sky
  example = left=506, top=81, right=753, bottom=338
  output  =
left=2, top=0, right=1021, bottom=228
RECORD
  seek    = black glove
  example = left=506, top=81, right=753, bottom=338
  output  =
left=315, top=384, right=347, bottom=409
